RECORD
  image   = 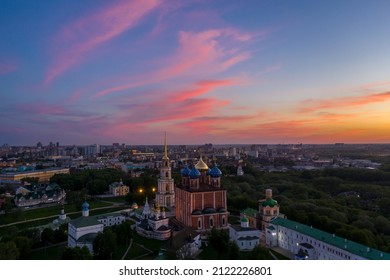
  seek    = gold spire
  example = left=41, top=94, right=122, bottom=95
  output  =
left=163, top=132, right=169, bottom=160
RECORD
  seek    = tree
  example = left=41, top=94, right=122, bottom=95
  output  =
left=62, top=246, right=92, bottom=260
left=112, top=221, right=133, bottom=246
left=0, top=241, right=20, bottom=260
left=227, top=241, right=241, bottom=259
left=208, top=228, right=229, bottom=258
left=93, top=228, right=117, bottom=259
left=249, top=245, right=271, bottom=260
left=86, top=179, right=107, bottom=195
left=41, top=228, right=55, bottom=244
left=374, top=216, right=390, bottom=235
left=1, top=199, right=13, bottom=213
left=13, top=236, right=32, bottom=259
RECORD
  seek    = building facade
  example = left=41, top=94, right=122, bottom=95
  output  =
left=135, top=198, right=171, bottom=240
left=68, top=201, right=125, bottom=252
left=266, top=217, right=390, bottom=260
left=0, top=167, right=70, bottom=183
left=258, top=189, right=280, bottom=231
left=175, top=157, right=228, bottom=232
left=109, top=180, right=129, bottom=196
left=14, top=183, right=66, bottom=207
left=229, top=215, right=261, bottom=251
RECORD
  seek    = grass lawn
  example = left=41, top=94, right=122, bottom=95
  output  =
left=114, top=242, right=130, bottom=259
left=132, top=232, right=165, bottom=253
left=0, top=201, right=112, bottom=226
left=124, top=243, right=150, bottom=259
left=270, top=249, right=291, bottom=260
left=0, top=206, right=127, bottom=236
left=96, top=196, right=127, bottom=203
left=28, top=243, right=67, bottom=260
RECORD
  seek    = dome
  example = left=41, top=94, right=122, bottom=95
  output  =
left=202, top=207, right=216, bottom=214
left=189, top=166, right=201, bottom=178
left=241, top=216, right=249, bottom=223
left=217, top=207, right=227, bottom=213
left=191, top=209, right=202, bottom=215
left=261, top=198, right=278, bottom=207
left=195, top=156, right=209, bottom=170
left=131, top=202, right=138, bottom=209
left=209, top=165, right=222, bottom=177
left=82, top=201, right=89, bottom=211
left=181, top=165, right=191, bottom=177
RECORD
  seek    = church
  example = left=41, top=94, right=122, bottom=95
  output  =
left=175, top=155, right=228, bottom=232
left=135, top=197, right=171, bottom=240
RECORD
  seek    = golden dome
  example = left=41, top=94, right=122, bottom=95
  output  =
left=195, top=156, right=209, bottom=170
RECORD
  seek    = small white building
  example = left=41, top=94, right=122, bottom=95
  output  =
left=67, top=201, right=125, bottom=252
left=229, top=215, right=261, bottom=251
left=109, top=179, right=129, bottom=196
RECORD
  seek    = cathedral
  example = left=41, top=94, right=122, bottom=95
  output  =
left=175, top=155, right=229, bottom=232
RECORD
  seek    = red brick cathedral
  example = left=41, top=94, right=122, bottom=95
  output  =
left=175, top=156, right=228, bottom=232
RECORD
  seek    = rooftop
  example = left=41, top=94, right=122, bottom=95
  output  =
left=271, top=217, right=390, bottom=260
left=242, top=207, right=257, bottom=218
left=69, top=216, right=102, bottom=228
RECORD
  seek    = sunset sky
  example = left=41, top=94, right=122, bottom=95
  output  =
left=1, top=0, right=390, bottom=145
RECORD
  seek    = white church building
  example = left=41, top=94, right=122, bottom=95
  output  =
left=67, top=201, right=125, bottom=252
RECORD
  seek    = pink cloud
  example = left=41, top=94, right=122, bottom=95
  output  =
left=45, top=0, right=161, bottom=85
left=299, top=91, right=390, bottom=113
left=94, top=28, right=253, bottom=97
left=98, top=78, right=240, bottom=138
left=0, top=61, right=18, bottom=75
left=171, top=79, right=238, bottom=102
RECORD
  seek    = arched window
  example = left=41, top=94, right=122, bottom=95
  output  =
left=222, top=216, right=226, bottom=226
left=210, top=217, right=214, bottom=227
left=198, top=218, right=202, bottom=229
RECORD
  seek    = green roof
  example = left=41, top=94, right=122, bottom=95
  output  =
left=270, top=217, right=390, bottom=260
left=261, top=198, right=278, bottom=207
left=242, top=207, right=257, bottom=218
left=69, top=216, right=102, bottom=228
left=241, top=216, right=249, bottom=223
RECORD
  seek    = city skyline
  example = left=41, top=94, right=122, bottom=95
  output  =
left=1, top=0, right=390, bottom=145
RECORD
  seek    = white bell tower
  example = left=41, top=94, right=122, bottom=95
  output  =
left=156, top=132, right=175, bottom=208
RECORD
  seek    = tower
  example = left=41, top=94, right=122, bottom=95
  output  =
left=259, top=189, right=279, bottom=231
left=156, top=133, right=175, bottom=208
left=82, top=200, right=89, bottom=217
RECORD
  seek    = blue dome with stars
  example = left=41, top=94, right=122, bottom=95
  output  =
left=181, top=165, right=191, bottom=177
left=209, top=165, right=222, bottom=178
left=189, top=166, right=201, bottom=179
